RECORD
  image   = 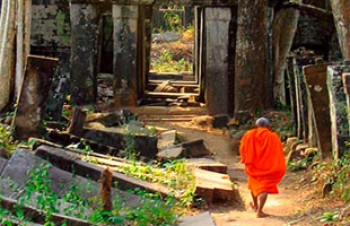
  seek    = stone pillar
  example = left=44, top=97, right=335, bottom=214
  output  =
left=304, top=64, right=332, bottom=158
left=235, top=0, right=273, bottom=121
left=330, top=0, right=350, bottom=59
left=342, top=73, right=350, bottom=138
left=113, top=4, right=139, bottom=107
left=70, top=3, right=98, bottom=105
left=327, top=61, right=350, bottom=158
left=272, top=8, right=299, bottom=105
left=204, top=7, right=231, bottom=115
left=13, top=55, right=58, bottom=140
left=286, top=57, right=298, bottom=137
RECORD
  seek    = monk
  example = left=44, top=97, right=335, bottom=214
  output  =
left=240, top=117, right=286, bottom=218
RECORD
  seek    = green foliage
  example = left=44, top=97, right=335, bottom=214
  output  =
left=288, top=155, right=315, bottom=171
left=0, top=124, right=17, bottom=152
left=163, top=11, right=183, bottom=32
left=331, top=155, right=350, bottom=201
left=151, top=50, right=193, bottom=73
left=25, top=163, right=59, bottom=223
left=122, top=159, right=196, bottom=207
left=319, top=211, right=339, bottom=223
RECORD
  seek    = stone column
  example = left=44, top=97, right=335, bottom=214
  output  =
left=330, top=0, right=350, bottom=59
left=235, top=0, right=273, bottom=121
left=70, top=3, right=98, bottom=105
left=327, top=61, right=350, bottom=158
left=204, top=7, right=231, bottom=115
left=113, top=4, right=139, bottom=107
left=342, top=73, right=350, bottom=138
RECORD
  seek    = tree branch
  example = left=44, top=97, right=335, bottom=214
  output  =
left=282, top=1, right=332, bottom=16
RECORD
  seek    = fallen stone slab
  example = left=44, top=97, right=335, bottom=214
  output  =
left=179, top=212, right=216, bottom=226
left=81, top=128, right=158, bottom=159
left=35, top=145, right=171, bottom=198
left=1, top=149, right=43, bottom=190
left=0, top=195, right=90, bottom=226
left=193, top=168, right=234, bottom=203
left=46, top=130, right=120, bottom=156
left=158, top=130, right=177, bottom=149
left=157, top=139, right=211, bottom=159
left=186, top=158, right=227, bottom=174
left=85, top=109, right=136, bottom=127
left=0, top=157, right=8, bottom=174
left=0, top=149, right=142, bottom=208
left=174, top=139, right=211, bottom=158
left=157, top=147, right=184, bottom=159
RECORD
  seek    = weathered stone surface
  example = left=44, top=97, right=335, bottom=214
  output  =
left=82, top=128, right=158, bottom=159
left=13, top=56, right=58, bottom=140
left=70, top=3, right=98, bottom=104
left=288, top=53, right=322, bottom=141
left=330, top=0, right=350, bottom=60
left=235, top=0, right=272, bottom=119
left=157, top=147, right=184, bottom=159
left=304, top=148, right=318, bottom=157
left=212, top=114, right=230, bottom=128
left=113, top=4, right=138, bottom=107
left=193, top=168, right=234, bottom=203
left=1, top=150, right=43, bottom=190
left=204, top=7, right=231, bottom=115
left=187, top=158, right=227, bottom=174
left=0, top=195, right=90, bottom=226
left=272, top=7, right=299, bottom=105
left=35, top=145, right=171, bottom=197
left=157, top=130, right=177, bottom=149
left=85, top=110, right=135, bottom=127
left=179, top=211, right=216, bottom=226
left=173, top=139, right=211, bottom=158
left=343, top=73, right=350, bottom=137
left=304, top=64, right=332, bottom=157
left=284, top=137, right=298, bottom=154
left=327, top=61, right=350, bottom=157
left=0, top=157, right=8, bottom=174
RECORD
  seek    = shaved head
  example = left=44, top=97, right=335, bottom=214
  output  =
left=255, top=117, right=270, bottom=128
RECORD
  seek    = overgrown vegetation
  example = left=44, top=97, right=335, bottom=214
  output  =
left=0, top=124, right=17, bottom=153
left=0, top=162, right=180, bottom=225
left=303, top=154, right=350, bottom=224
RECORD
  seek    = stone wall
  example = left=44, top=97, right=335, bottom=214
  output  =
left=31, top=0, right=71, bottom=56
left=31, top=0, right=71, bottom=120
left=293, top=11, right=342, bottom=61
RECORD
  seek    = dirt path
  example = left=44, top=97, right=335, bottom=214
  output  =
left=150, top=121, right=306, bottom=226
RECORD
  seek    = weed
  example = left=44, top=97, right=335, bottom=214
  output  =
left=319, top=211, right=339, bottom=223
left=0, top=124, right=17, bottom=153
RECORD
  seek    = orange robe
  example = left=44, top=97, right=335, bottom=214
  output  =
left=240, top=128, right=286, bottom=197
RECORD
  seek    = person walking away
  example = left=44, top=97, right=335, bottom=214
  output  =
left=239, top=117, right=286, bottom=218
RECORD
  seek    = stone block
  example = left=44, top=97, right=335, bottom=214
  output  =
left=304, top=64, right=332, bottom=157
left=13, top=55, right=58, bottom=140
left=327, top=61, right=350, bottom=157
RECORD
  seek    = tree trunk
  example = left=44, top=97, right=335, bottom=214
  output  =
left=330, top=0, right=350, bottom=59
left=235, top=0, right=273, bottom=120
left=0, top=0, right=16, bottom=111
left=272, top=8, right=299, bottom=105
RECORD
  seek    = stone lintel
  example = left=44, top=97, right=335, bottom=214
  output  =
left=71, top=0, right=237, bottom=6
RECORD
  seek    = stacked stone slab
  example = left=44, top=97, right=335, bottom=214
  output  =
left=286, top=53, right=321, bottom=142
left=327, top=61, right=350, bottom=158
